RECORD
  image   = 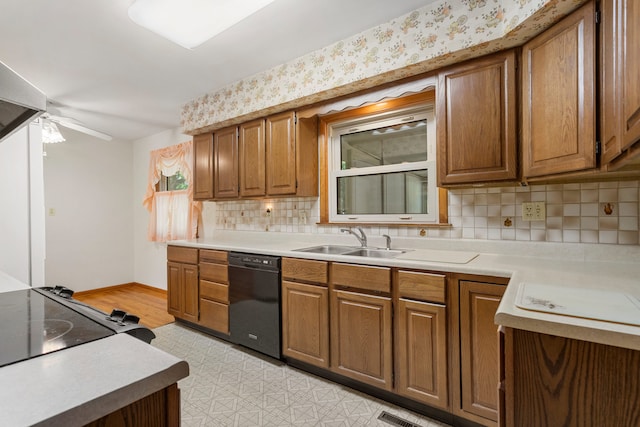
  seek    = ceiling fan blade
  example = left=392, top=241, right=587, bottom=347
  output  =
left=48, top=116, right=113, bottom=141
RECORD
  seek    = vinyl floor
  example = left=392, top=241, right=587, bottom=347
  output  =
left=152, top=323, right=452, bottom=427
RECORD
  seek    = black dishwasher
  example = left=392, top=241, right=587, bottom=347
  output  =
left=228, top=252, right=282, bottom=359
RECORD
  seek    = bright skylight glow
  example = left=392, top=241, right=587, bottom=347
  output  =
left=128, top=0, right=276, bottom=49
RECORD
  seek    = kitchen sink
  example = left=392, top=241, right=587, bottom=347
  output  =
left=293, top=245, right=407, bottom=258
left=342, top=248, right=407, bottom=258
left=293, top=245, right=358, bottom=255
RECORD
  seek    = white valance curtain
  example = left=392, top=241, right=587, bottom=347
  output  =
left=143, top=141, right=201, bottom=242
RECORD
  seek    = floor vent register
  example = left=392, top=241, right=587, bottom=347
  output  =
left=377, top=411, right=423, bottom=427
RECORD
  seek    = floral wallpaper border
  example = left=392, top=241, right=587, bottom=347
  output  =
left=181, top=0, right=587, bottom=134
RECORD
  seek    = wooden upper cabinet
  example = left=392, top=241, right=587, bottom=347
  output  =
left=437, top=49, right=517, bottom=186
left=239, top=119, right=266, bottom=197
left=602, top=0, right=640, bottom=169
left=192, top=133, right=214, bottom=200
left=621, top=0, right=640, bottom=149
left=522, top=1, right=596, bottom=179
left=214, top=126, right=238, bottom=199
left=266, top=111, right=297, bottom=195
left=266, top=111, right=319, bottom=197
left=600, top=0, right=622, bottom=165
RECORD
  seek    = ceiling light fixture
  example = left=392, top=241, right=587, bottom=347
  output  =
left=128, top=0, right=276, bottom=49
left=42, top=121, right=65, bottom=144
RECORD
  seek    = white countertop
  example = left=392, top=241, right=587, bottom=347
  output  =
left=171, top=230, right=640, bottom=351
left=0, top=334, right=189, bottom=427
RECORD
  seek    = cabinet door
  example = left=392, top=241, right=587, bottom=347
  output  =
left=239, top=119, right=266, bottom=197
left=192, top=133, right=214, bottom=200
left=214, top=126, right=238, bottom=199
left=600, top=0, right=622, bottom=165
left=437, top=50, right=517, bottom=185
left=330, top=289, right=393, bottom=390
left=266, top=111, right=296, bottom=195
left=395, top=298, right=448, bottom=409
left=282, top=280, right=329, bottom=368
left=522, top=1, right=596, bottom=178
left=182, top=263, right=199, bottom=323
left=459, top=281, right=505, bottom=423
left=621, top=0, right=640, bottom=149
left=167, top=261, right=182, bottom=317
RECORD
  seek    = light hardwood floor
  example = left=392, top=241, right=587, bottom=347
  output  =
left=74, top=283, right=174, bottom=329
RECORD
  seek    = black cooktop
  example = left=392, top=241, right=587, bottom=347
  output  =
left=0, top=288, right=115, bottom=368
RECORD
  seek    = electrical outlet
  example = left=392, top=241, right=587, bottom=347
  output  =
left=522, top=202, right=545, bottom=221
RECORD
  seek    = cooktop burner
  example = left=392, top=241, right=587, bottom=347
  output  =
left=0, top=288, right=115, bottom=368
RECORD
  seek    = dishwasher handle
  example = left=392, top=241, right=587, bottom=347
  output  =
left=228, top=252, right=281, bottom=272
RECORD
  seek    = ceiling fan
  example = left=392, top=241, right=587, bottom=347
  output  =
left=41, top=101, right=113, bottom=142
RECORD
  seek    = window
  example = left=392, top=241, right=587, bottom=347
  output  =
left=143, top=141, right=201, bottom=242
left=324, top=95, right=439, bottom=224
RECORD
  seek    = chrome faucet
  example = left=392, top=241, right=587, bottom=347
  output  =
left=340, top=226, right=367, bottom=247
left=382, top=234, right=391, bottom=250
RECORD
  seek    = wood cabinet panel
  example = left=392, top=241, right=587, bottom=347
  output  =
left=167, top=246, right=198, bottom=264
left=504, top=328, right=640, bottom=427
left=214, top=126, right=238, bottom=199
left=199, top=262, right=228, bottom=283
left=437, top=50, right=517, bottom=185
left=239, top=119, right=266, bottom=197
left=193, top=133, right=214, bottom=200
left=199, top=298, right=229, bottom=334
left=167, top=261, right=181, bottom=316
left=200, top=280, right=228, bottom=303
left=395, top=298, right=448, bottom=409
left=621, top=0, right=640, bottom=149
left=266, top=111, right=297, bottom=195
left=397, top=270, right=445, bottom=303
left=182, top=264, right=199, bottom=322
left=459, top=280, right=505, bottom=423
left=522, top=1, right=596, bottom=178
left=294, top=115, right=319, bottom=196
left=282, top=280, right=329, bottom=368
left=330, top=289, right=393, bottom=390
left=282, top=258, right=327, bottom=284
left=199, top=249, right=227, bottom=264
left=331, top=263, right=391, bottom=294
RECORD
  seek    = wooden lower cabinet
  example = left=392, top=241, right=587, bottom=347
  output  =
left=281, top=280, right=329, bottom=367
left=198, top=249, right=229, bottom=334
left=451, top=277, right=506, bottom=426
left=167, top=246, right=199, bottom=323
left=330, top=289, right=393, bottom=391
left=84, top=383, right=181, bottom=427
left=395, top=298, right=448, bottom=409
left=503, top=328, right=640, bottom=426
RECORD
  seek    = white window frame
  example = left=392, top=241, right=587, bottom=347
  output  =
left=328, top=105, right=437, bottom=224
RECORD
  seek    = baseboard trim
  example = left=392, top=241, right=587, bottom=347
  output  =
left=74, top=282, right=167, bottom=297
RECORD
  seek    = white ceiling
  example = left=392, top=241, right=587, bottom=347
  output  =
left=0, top=0, right=434, bottom=141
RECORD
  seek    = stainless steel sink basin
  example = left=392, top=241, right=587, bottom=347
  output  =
left=293, top=245, right=407, bottom=259
left=342, top=248, right=407, bottom=258
left=293, top=245, right=358, bottom=255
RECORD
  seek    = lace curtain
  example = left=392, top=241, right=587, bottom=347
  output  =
left=143, top=141, right=201, bottom=242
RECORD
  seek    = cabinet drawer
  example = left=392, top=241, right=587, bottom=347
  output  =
left=167, top=246, right=198, bottom=264
left=199, top=249, right=228, bottom=264
left=331, top=263, right=391, bottom=294
left=199, top=299, right=228, bottom=334
left=282, top=258, right=328, bottom=285
left=200, top=262, right=228, bottom=283
left=397, top=271, right=446, bottom=304
left=200, top=280, right=228, bottom=303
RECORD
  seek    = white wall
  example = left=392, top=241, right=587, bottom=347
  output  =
left=0, top=123, right=45, bottom=286
left=133, top=127, right=190, bottom=290
left=43, top=128, right=134, bottom=291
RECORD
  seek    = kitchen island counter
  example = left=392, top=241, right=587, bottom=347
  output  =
left=0, top=332, right=188, bottom=427
left=170, top=230, right=640, bottom=351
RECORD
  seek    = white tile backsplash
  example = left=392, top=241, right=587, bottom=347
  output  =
left=207, top=180, right=640, bottom=245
